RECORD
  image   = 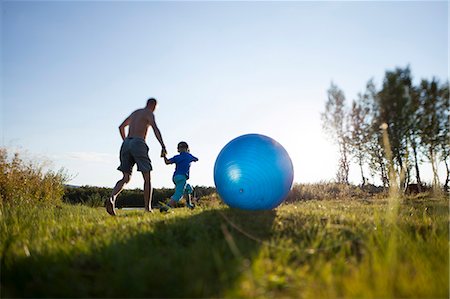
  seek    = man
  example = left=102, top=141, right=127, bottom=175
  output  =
left=106, top=98, right=167, bottom=216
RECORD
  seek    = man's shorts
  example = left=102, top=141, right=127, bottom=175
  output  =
left=117, top=137, right=152, bottom=174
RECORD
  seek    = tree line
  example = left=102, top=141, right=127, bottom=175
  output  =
left=322, top=66, right=449, bottom=192
left=63, top=185, right=216, bottom=208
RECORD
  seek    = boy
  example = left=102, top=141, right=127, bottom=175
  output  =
left=161, top=141, right=198, bottom=212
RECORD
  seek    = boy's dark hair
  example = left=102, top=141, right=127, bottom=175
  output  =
left=178, top=141, right=189, bottom=150
left=147, top=98, right=157, bottom=107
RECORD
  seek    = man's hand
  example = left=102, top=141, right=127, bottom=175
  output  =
left=160, top=147, right=167, bottom=158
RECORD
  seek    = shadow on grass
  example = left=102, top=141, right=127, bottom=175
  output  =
left=2, top=208, right=276, bottom=298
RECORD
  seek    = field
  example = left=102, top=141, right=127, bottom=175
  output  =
left=1, top=195, right=448, bottom=298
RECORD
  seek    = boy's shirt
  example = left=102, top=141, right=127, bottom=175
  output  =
left=168, top=152, right=198, bottom=179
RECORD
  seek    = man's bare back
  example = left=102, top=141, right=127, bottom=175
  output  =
left=118, top=102, right=165, bottom=151
left=126, top=108, right=154, bottom=139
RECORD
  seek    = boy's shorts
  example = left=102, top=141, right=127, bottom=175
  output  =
left=117, top=137, right=152, bottom=174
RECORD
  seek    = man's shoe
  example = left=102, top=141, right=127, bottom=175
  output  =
left=106, top=197, right=116, bottom=216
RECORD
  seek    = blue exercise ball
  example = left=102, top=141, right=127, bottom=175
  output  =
left=214, top=134, right=294, bottom=210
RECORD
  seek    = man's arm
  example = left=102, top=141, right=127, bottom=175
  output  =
left=118, top=116, right=131, bottom=140
left=149, top=114, right=167, bottom=157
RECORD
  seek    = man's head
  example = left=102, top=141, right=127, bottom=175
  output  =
left=146, top=98, right=157, bottom=111
left=177, top=141, right=189, bottom=153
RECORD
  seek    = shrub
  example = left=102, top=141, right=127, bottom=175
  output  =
left=285, top=181, right=386, bottom=202
left=63, top=186, right=111, bottom=207
left=63, top=185, right=218, bottom=208
left=0, top=148, right=67, bottom=205
left=195, top=192, right=224, bottom=209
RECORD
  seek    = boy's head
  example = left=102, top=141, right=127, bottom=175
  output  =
left=177, top=141, right=189, bottom=153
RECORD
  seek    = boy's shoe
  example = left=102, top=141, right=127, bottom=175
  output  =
left=159, top=201, right=172, bottom=213
left=186, top=201, right=195, bottom=210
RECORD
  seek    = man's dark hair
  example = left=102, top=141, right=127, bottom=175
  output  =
left=147, top=98, right=157, bottom=107
left=178, top=141, right=189, bottom=150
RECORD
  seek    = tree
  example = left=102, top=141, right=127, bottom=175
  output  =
left=439, top=82, right=450, bottom=191
left=349, top=100, right=368, bottom=185
left=418, top=78, right=444, bottom=190
left=322, top=66, right=447, bottom=191
left=405, top=83, right=423, bottom=190
left=377, top=66, right=414, bottom=190
left=357, top=79, right=389, bottom=188
left=322, top=83, right=350, bottom=184
left=348, top=81, right=374, bottom=186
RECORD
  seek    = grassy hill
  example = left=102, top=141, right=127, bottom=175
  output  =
left=1, top=196, right=448, bottom=298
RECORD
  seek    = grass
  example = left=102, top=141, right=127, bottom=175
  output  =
left=1, top=196, right=448, bottom=298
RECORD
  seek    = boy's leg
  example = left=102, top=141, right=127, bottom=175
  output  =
left=160, top=175, right=186, bottom=212
left=184, top=184, right=194, bottom=209
left=171, top=175, right=187, bottom=203
left=142, top=171, right=153, bottom=212
left=186, top=194, right=194, bottom=209
left=107, top=172, right=131, bottom=216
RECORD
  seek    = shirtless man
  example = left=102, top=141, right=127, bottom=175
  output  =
left=106, top=98, right=167, bottom=216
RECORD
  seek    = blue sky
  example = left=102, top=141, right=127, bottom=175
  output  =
left=2, top=1, right=448, bottom=189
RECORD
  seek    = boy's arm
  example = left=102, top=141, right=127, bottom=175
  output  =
left=163, top=156, right=173, bottom=165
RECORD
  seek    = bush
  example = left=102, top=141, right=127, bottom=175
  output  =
left=63, top=186, right=111, bottom=207
left=0, top=148, right=67, bottom=205
left=63, top=185, right=218, bottom=208
left=195, top=192, right=224, bottom=208
left=285, top=181, right=386, bottom=202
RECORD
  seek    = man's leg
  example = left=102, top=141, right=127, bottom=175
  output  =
left=112, top=172, right=131, bottom=200
left=106, top=172, right=131, bottom=216
left=142, top=171, right=153, bottom=212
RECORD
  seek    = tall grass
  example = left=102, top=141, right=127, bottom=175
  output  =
left=0, top=148, right=67, bottom=205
